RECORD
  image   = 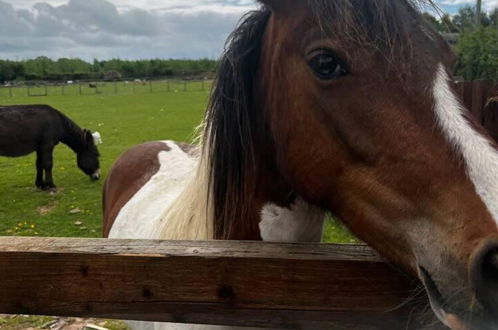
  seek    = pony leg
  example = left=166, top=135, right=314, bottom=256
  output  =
left=38, top=146, right=56, bottom=190
left=259, top=198, right=325, bottom=243
left=35, top=151, right=44, bottom=189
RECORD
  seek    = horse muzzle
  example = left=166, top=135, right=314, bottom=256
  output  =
left=91, top=170, right=101, bottom=181
left=419, top=237, right=498, bottom=330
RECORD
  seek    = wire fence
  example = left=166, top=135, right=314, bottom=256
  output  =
left=0, top=80, right=213, bottom=98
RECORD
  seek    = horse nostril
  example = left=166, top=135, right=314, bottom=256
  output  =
left=471, top=242, right=498, bottom=316
left=483, top=252, right=498, bottom=279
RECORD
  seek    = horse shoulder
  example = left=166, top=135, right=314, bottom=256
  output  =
left=104, top=141, right=197, bottom=239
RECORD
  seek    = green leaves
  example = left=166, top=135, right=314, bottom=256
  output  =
left=456, top=27, right=498, bottom=80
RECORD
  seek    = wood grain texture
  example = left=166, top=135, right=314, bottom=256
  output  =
left=0, top=237, right=441, bottom=329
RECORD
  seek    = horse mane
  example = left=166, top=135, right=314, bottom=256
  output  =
left=156, top=10, right=271, bottom=241
left=203, top=8, right=271, bottom=239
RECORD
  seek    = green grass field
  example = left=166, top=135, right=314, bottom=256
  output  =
left=0, top=84, right=355, bottom=242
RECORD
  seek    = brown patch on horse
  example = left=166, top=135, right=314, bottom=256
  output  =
left=102, top=142, right=170, bottom=237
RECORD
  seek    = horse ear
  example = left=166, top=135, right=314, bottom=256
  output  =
left=84, top=129, right=94, bottom=144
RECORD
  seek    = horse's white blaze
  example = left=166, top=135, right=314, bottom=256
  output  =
left=109, top=141, right=197, bottom=239
left=260, top=199, right=325, bottom=243
left=433, top=64, right=498, bottom=225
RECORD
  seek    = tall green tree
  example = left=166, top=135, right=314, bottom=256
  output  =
left=455, top=27, right=498, bottom=80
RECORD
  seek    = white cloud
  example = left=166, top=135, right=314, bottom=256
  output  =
left=0, top=0, right=257, bottom=60
left=1, top=0, right=496, bottom=61
left=442, top=0, right=498, bottom=11
left=3, top=0, right=256, bottom=13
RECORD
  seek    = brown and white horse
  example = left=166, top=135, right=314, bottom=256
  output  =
left=104, top=1, right=498, bottom=329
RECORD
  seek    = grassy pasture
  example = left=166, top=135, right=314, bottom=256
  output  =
left=0, top=83, right=356, bottom=241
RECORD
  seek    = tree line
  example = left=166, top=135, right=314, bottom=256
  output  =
left=0, top=58, right=217, bottom=83
left=1, top=6, right=497, bottom=84
left=423, top=6, right=498, bottom=80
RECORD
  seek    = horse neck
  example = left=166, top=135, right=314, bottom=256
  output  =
left=58, top=114, right=86, bottom=154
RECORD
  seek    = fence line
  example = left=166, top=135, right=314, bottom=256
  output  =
left=453, top=79, right=498, bottom=142
left=0, top=237, right=438, bottom=329
left=0, top=80, right=212, bottom=98
left=455, top=80, right=496, bottom=122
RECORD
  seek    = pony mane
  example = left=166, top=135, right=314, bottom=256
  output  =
left=156, top=7, right=267, bottom=239
left=203, top=9, right=271, bottom=239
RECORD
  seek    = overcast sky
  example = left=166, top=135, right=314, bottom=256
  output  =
left=0, top=0, right=496, bottom=61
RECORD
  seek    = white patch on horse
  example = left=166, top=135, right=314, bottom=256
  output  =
left=433, top=64, right=498, bottom=225
left=92, top=131, right=103, bottom=145
left=259, top=198, right=325, bottom=243
left=109, top=141, right=197, bottom=239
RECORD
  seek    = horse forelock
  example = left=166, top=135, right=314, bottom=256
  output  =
left=310, top=0, right=435, bottom=44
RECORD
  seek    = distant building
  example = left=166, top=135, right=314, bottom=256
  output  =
left=104, top=71, right=122, bottom=81
left=442, top=33, right=460, bottom=45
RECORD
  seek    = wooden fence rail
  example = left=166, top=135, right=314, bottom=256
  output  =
left=0, top=237, right=440, bottom=329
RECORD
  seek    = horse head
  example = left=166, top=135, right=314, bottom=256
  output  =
left=77, top=129, right=101, bottom=180
left=205, top=1, right=498, bottom=328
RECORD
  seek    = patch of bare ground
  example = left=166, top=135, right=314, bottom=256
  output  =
left=36, top=201, right=58, bottom=216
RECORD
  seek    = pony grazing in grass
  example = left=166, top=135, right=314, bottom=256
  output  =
left=0, top=105, right=101, bottom=190
left=104, top=0, right=498, bottom=329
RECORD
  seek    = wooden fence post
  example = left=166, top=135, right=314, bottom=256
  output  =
left=462, top=81, right=473, bottom=112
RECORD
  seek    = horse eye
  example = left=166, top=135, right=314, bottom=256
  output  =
left=308, top=51, right=348, bottom=80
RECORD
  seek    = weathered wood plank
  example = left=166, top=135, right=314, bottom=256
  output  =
left=483, top=96, right=498, bottom=142
left=471, top=80, right=495, bottom=123
left=0, top=237, right=439, bottom=329
left=463, top=80, right=474, bottom=113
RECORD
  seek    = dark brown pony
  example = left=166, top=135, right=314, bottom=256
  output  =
left=104, top=1, right=498, bottom=329
left=0, top=105, right=101, bottom=190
